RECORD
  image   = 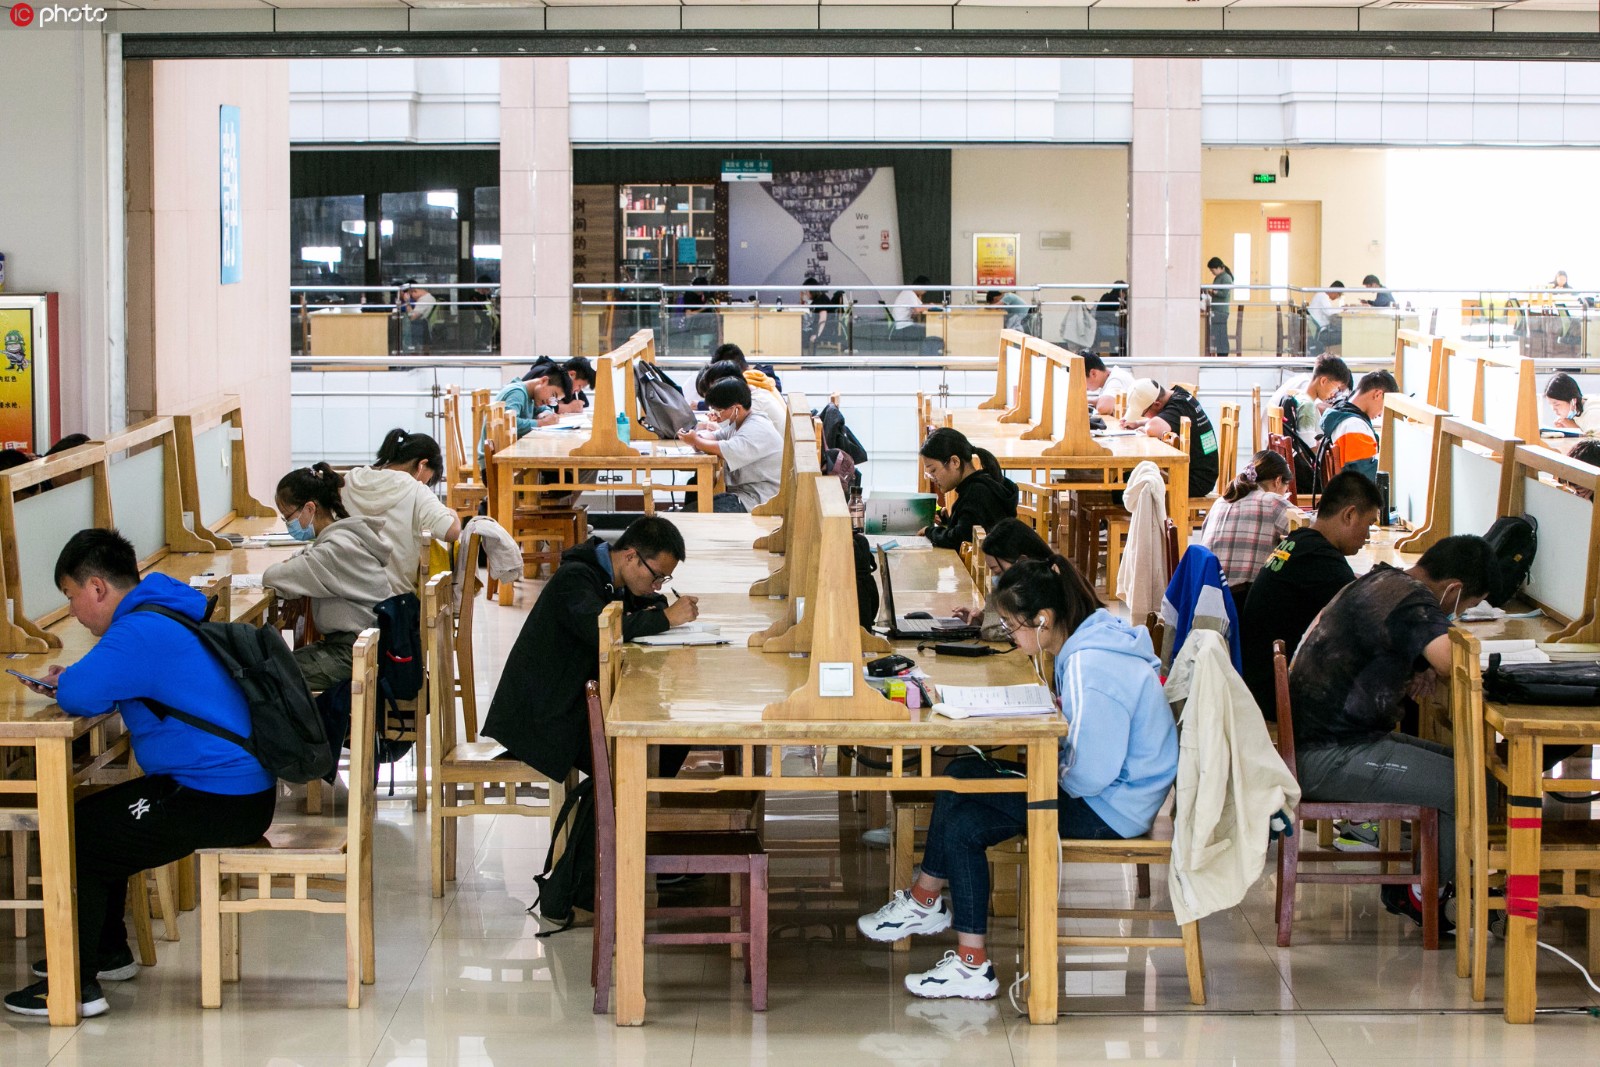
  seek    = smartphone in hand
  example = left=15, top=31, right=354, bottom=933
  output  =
left=6, top=668, right=57, bottom=693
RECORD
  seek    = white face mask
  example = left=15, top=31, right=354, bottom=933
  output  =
left=1444, top=584, right=1464, bottom=623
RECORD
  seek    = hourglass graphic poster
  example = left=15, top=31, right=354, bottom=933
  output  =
left=729, top=167, right=903, bottom=298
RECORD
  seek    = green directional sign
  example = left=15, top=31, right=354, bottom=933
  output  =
left=722, top=159, right=773, bottom=183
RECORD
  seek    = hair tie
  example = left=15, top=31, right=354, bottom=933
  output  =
left=1240, top=464, right=1259, bottom=484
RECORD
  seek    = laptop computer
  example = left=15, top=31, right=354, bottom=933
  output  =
left=877, top=546, right=982, bottom=641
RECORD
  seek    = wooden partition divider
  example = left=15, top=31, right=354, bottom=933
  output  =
left=750, top=416, right=819, bottom=594
left=571, top=329, right=659, bottom=458
left=999, top=330, right=1046, bottom=426
left=751, top=393, right=811, bottom=535
left=1379, top=393, right=1451, bottom=547
left=1040, top=351, right=1111, bottom=460
left=102, top=416, right=222, bottom=564
left=1399, top=416, right=1519, bottom=556
left=1459, top=347, right=1542, bottom=448
left=749, top=475, right=891, bottom=658
left=172, top=396, right=275, bottom=540
left=959, top=525, right=991, bottom=606
left=1393, top=330, right=1445, bottom=407
left=1503, top=444, right=1600, bottom=642
left=981, top=330, right=1028, bottom=411
left=0, top=444, right=114, bottom=644
left=763, top=477, right=905, bottom=722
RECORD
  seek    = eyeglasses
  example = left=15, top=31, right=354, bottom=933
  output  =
left=999, top=617, right=1024, bottom=638
left=639, top=556, right=673, bottom=590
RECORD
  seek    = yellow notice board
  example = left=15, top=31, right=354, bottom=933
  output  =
left=0, top=307, right=35, bottom=451
left=973, top=233, right=1020, bottom=288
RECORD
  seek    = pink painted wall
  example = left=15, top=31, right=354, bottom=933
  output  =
left=128, top=59, right=290, bottom=501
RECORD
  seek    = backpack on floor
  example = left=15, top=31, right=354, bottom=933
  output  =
left=530, top=777, right=596, bottom=934
left=1483, top=514, right=1537, bottom=608
left=133, top=604, right=334, bottom=784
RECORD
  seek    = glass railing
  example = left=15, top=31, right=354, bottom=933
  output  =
left=570, top=283, right=1128, bottom=361
left=289, top=282, right=499, bottom=358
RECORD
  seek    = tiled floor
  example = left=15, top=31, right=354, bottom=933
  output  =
left=6, top=586, right=1600, bottom=1065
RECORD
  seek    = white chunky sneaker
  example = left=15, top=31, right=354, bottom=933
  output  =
left=857, top=889, right=953, bottom=942
left=904, top=951, right=1000, bottom=1001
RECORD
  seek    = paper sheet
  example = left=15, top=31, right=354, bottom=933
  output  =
left=634, top=622, right=728, bottom=647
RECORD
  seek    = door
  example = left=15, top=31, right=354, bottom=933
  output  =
left=1202, top=200, right=1323, bottom=354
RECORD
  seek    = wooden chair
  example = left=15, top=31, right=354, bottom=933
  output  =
left=198, top=631, right=379, bottom=1009
left=1185, top=405, right=1238, bottom=529
left=1448, top=629, right=1600, bottom=999
left=1250, top=385, right=1262, bottom=455
left=426, top=573, right=568, bottom=898
left=453, top=531, right=487, bottom=741
left=481, top=435, right=585, bottom=589
left=587, top=682, right=769, bottom=1014
left=1271, top=641, right=1441, bottom=949
left=442, top=387, right=487, bottom=518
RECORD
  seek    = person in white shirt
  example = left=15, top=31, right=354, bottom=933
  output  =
left=340, top=428, right=462, bottom=596
left=1085, top=354, right=1136, bottom=415
left=1307, top=280, right=1344, bottom=354
left=398, top=280, right=437, bottom=351
left=1545, top=373, right=1600, bottom=435
left=891, top=276, right=930, bottom=341
left=678, top=377, right=783, bottom=512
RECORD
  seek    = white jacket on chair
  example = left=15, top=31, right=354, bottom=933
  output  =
left=1117, top=460, right=1168, bottom=622
left=1163, top=629, right=1300, bottom=926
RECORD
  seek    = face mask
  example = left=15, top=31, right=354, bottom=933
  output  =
left=286, top=513, right=316, bottom=542
left=1444, top=584, right=1463, bottom=623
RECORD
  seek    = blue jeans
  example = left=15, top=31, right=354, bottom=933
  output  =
left=712, top=492, right=747, bottom=513
left=918, top=756, right=1122, bottom=936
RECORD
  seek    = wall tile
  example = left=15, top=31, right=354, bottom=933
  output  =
left=1470, top=101, right=1518, bottom=143
left=689, top=57, right=737, bottom=93
left=967, top=100, right=1016, bottom=142
left=875, top=58, right=923, bottom=95
left=1382, top=103, right=1427, bottom=143
left=689, top=99, right=737, bottom=141
left=920, top=100, right=967, bottom=141
left=1286, top=59, right=1337, bottom=95
left=568, top=58, right=607, bottom=97
left=874, top=99, right=921, bottom=141
left=366, top=100, right=413, bottom=141
left=780, top=98, right=828, bottom=140
left=1336, top=60, right=1385, bottom=98
left=320, top=60, right=366, bottom=95
left=288, top=59, right=323, bottom=94
left=1053, top=102, right=1094, bottom=142
left=1094, top=103, right=1133, bottom=143
left=737, top=100, right=785, bottom=142
left=1201, top=105, right=1238, bottom=144
left=968, top=58, right=1017, bottom=95
left=1334, top=101, right=1381, bottom=142
left=1426, top=101, right=1473, bottom=143
left=1016, top=59, right=1061, bottom=94
left=781, top=57, right=830, bottom=93
left=1563, top=103, right=1600, bottom=145
left=1058, top=59, right=1095, bottom=96
left=289, top=100, right=323, bottom=142
left=607, top=104, right=649, bottom=143
left=416, top=58, right=467, bottom=98
left=1517, top=104, right=1564, bottom=144
left=568, top=101, right=608, bottom=142
left=1566, top=63, right=1600, bottom=96
left=647, top=100, right=691, bottom=141
left=1234, top=103, right=1285, bottom=144
left=366, top=58, right=415, bottom=94
left=1428, top=60, right=1475, bottom=97
left=463, top=59, right=500, bottom=96
left=1014, top=101, right=1055, bottom=140
left=825, top=99, right=874, bottom=141
left=1202, top=59, right=1238, bottom=98
left=1473, top=61, right=1520, bottom=97
left=320, top=101, right=369, bottom=141
left=415, top=103, right=466, bottom=143
left=1382, top=61, right=1429, bottom=96
left=1097, top=59, right=1135, bottom=97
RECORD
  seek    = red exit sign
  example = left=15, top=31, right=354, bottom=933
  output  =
left=1266, top=217, right=1291, bottom=233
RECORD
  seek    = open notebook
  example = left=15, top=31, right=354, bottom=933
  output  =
left=633, top=622, right=729, bottom=648
left=931, top=684, right=1057, bottom=719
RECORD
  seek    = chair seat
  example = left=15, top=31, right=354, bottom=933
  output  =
left=254, top=824, right=349, bottom=855
left=0, top=796, right=40, bottom=832
left=646, top=830, right=765, bottom=859
left=651, top=791, right=761, bottom=832
left=1299, top=800, right=1429, bottom=821
left=439, top=742, right=544, bottom=780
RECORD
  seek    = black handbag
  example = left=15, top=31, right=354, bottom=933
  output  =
left=633, top=360, right=697, bottom=438
left=1483, top=654, right=1600, bottom=706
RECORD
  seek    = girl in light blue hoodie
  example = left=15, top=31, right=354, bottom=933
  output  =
left=856, top=556, right=1179, bottom=1001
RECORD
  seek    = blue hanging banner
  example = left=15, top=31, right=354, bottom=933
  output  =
left=219, top=105, right=242, bottom=285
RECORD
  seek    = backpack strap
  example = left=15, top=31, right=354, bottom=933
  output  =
left=129, top=603, right=254, bottom=755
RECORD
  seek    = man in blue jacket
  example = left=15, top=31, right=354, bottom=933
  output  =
left=5, top=530, right=277, bottom=1019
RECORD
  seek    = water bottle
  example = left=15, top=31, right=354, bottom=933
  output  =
left=0, top=252, right=6, bottom=293
left=616, top=411, right=631, bottom=444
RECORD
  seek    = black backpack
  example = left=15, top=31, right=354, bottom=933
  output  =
left=1484, top=655, right=1600, bottom=706
left=529, top=777, right=596, bottom=934
left=852, top=531, right=881, bottom=631
left=1483, top=514, right=1537, bottom=608
left=373, top=592, right=424, bottom=769
left=133, top=604, right=334, bottom=784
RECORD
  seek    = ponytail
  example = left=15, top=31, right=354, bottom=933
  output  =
left=276, top=461, right=349, bottom=520
left=973, top=446, right=1004, bottom=481
left=993, top=554, right=1102, bottom=637
left=374, top=428, right=444, bottom=486
left=1222, top=449, right=1291, bottom=504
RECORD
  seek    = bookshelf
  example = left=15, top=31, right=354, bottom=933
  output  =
left=619, top=182, right=717, bottom=282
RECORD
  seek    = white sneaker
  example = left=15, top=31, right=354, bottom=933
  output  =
left=860, top=826, right=892, bottom=848
left=904, top=951, right=999, bottom=1000
left=857, top=890, right=953, bottom=942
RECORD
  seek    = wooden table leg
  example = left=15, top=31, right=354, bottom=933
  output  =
left=35, top=737, right=81, bottom=1026
left=1503, top=736, right=1542, bottom=1024
left=1024, top=740, right=1060, bottom=1025
left=1169, top=459, right=1191, bottom=552
left=696, top=461, right=713, bottom=513
left=493, top=457, right=514, bottom=531
left=614, top=738, right=648, bottom=1026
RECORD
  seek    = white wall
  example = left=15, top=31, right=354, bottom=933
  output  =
left=289, top=58, right=500, bottom=143
left=1201, top=147, right=1389, bottom=290
left=0, top=29, right=112, bottom=439
left=567, top=57, right=1135, bottom=144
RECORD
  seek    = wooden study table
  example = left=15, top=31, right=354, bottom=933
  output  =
left=490, top=427, right=721, bottom=521
left=603, top=645, right=1068, bottom=1027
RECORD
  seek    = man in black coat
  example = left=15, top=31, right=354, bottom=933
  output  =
left=483, top=517, right=697, bottom=781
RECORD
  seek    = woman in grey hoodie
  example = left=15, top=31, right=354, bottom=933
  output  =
left=264, top=463, right=394, bottom=691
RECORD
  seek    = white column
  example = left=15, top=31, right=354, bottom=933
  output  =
left=499, top=58, right=573, bottom=364
left=1127, top=59, right=1203, bottom=363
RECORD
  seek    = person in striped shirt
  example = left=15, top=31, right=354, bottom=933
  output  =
left=1318, top=370, right=1397, bottom=484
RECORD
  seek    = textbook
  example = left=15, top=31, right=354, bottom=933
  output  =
left=1479, top=639, right=1550, bottom=670
left=931, top=683, right=1057, bottom=719
left=634, top=622, right=728, bottom=647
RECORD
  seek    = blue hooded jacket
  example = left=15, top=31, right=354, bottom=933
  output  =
left=55, top=573, right=274, bottom=795
left=1053, top=609, right=1179, bottom=838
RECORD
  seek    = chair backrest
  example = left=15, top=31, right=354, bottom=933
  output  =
left=1271, top=639, right=1299, bottom=779
left=597, top=601, right=625, bottom=710
left=1162, top=518, right=1179, bottom=580
left=481, top=439, right=502, bottom=504
left=1251, top=385, right=1262, bottom=455
left=1267, top=432, right=1298, bottom=497
left=347, top=630, right=381, bottom=878
left=423, top=572, right=458, bottom=767
left=584, top=679, right=616, bottom=863
left=470, top=389, right=493, bottom=454
left=457, top=529, right=483, bottom=627
left=1215, top=404, right=1241, bottom=493
left=1267, top=408, right=1284, bottom=436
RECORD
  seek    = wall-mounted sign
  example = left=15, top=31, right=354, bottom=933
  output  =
left=0, top=293, right=61, bottom=453
left=1267, top=217, right=1292, bottom=233
left=721, top=159, right=773, bottom=183
left=219, top=105, right=242, bottom=285
left=1252, top=173, right=1277, bottom=184
left=973, top=233, right=1020, bottom=288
